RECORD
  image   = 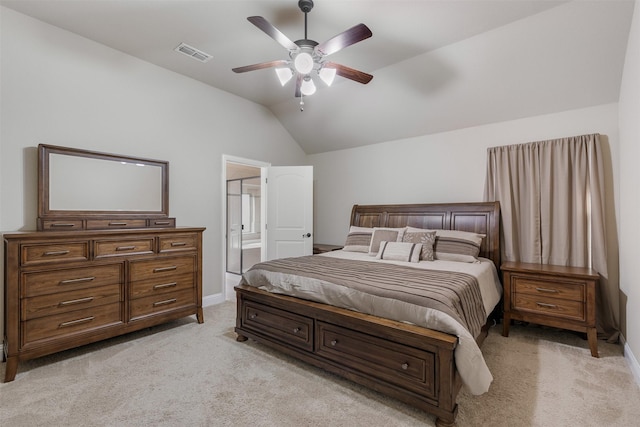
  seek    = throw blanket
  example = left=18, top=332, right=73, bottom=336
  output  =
left=242, top=255, right=486, bottom=339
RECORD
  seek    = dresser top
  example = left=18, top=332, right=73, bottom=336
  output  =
left=3, top=226, right=205, bottom=241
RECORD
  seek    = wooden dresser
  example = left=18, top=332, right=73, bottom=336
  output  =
left=3, top=226, right=205, bottom=382
left=501, top=261, right=599, bottom=357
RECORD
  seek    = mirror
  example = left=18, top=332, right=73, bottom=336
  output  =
left=38, top=144, right=169, bottom=227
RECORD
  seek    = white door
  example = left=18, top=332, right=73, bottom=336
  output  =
left=264, top=166, right=313, bottom=260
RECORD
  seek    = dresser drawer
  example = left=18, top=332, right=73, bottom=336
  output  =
left=512, top=293, right=585, bottom=321
left=148, top=218, right=176, bottom=228
left=86, top=219, right=147, bottom=230
left=129, top=288, right=195, bottom=320
left=241, top=301, right=313, bottom=352
left=22, top=264, right=123, bottom=298
left=129, top=272, right=194, bottom=299
left=23, top=302, right=123, bottom=346
left=512, top=276, right=584, bottom=302
left=40, top=220, right=84, bottom=231
left=22, top=284, right=122, bottom=320
left=21, top=241, right=89, bottom=266
left=129, top=256, right=195, bottom=282
left=316, top=321, right=436, bottom=398
left=94, top=238, right=154, bottom=258
left=158, top=234, right=198, bottom=253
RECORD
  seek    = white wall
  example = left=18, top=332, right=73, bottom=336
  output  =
left=309, top=104, right=619, bottom=246
left=618, top=0, right=640, bottom=383
left=0, top=6, right=307, bottom=333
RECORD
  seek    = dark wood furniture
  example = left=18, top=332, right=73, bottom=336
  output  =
left=3, top=144, right=205, bottom=382
left=501, top=261, right=599, bottom=357
left=236, top=202, right=500, bottom=427
left=3, top=227, right=205, bottom=382
left=312, top=243, right=343, bottom=254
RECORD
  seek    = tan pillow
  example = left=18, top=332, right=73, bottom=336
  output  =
left=343, top=226, right=373, bottom=253
left=434, top=229, right=485, bottom=262
left=368, top=228, right=405, bottom=255
left=376, top=241, right=422, bottom=263
left=403, top=230, right=436, bottom=261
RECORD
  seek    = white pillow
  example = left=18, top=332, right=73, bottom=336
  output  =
left=376, top=241, right=422, bottom=263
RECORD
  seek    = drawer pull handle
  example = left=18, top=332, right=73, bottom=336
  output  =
left=330, top=340, right=338, bottom=346
left=154, top=282, right=178, bottom=290
left=50, top=223, right=76, bottom=228
left=536, top=302, right=558, bottom=309
left=293, top=327, right=301, bottom=334
left=401, top=363, right=409, bottom=370
left=60, top=296, right=94, bottom=306
left=153, top=298, right=177, bottom=307
left=43, top=250, right=70, bottom=256
left=153, top=266, right=177, bottom=273
left=535, top=287, right=559, bottom=293
left=60, top=316, right=95, bottom=327
left=171, top=242, right=187, bottom=247
left=155, top=221, right=171, bottom=225
left=109, top=222, right=128, bottom=226
left=249, top=313, right=257, bottom=319
left=116, top=246, right=136, bottom=251
left=60, top=276, right=95, bottom=284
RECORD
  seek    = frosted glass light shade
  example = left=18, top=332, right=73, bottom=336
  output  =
left=300, top=78, right=316, bottom=96
left=294, top=52, right=314, bottom=74
left=275, top=68, right=293, bottom=86
left=319, top=67, right=336, bottom=86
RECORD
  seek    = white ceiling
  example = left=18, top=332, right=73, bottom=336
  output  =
left=1, top=0, right=634, bottom=154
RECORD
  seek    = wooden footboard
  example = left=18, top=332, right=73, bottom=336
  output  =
left=235, top=284, right=462, bottom=427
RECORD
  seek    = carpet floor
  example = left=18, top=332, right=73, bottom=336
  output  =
left=1, top=301, right=639, bottom=427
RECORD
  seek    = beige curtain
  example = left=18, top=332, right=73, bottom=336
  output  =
left=484, top=134, right=618, bottom=341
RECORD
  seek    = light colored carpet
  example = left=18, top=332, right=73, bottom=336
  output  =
left=1, top=302, right=639, bottom=427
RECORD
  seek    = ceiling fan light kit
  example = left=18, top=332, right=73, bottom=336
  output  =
left=232, top=0, right=373, bottom=110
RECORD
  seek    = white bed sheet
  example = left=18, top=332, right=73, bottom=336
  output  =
left=249, top=250, right=502, bottom=395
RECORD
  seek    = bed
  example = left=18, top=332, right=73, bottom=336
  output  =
left=235, top=202, right=501, bottom=427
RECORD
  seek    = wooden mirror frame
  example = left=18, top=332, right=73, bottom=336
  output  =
left=37, top=144, right=174, bottom=231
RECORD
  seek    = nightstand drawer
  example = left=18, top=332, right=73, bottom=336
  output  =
left=512, top=277, right=584, bottom=302
left=513, top=293, right=585, bottom=322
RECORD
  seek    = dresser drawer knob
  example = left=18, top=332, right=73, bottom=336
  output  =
left=536, top=302, right=558, bottom=309
left=330, top=340, right=338, bottom=346
left=43, top=250, right=70, bottom=256
left=60, top=276, right=95, bottom=285
left=401, top=363, right=409, bottom=370
left=535, top=287, right=559, bottom=293
left=249, top=313, right=257, bottom=319
left=59, top=296, right=94, bottom=306
left=60, top=316, right=95, bottom=327
left=293, top=327, right=301, bottom=334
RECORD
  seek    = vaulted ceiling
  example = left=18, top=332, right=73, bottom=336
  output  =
left=1, top=0, right=634, bottom=154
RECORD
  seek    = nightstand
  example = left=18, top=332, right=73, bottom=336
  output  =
left=501, top=261, right=599, bottom=357
left=313, top=244, right=343, bottom=254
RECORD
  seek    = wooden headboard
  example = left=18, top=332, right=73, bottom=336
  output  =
left=350, top=202, right=501, bottom=268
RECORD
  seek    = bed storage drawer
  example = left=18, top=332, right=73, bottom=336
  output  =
left=316, top=321, right=436, bottom=398
left=241, top=302, right=313, bottom=352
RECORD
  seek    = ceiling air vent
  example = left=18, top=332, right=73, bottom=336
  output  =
left=174, top=43, right=212, bottom=63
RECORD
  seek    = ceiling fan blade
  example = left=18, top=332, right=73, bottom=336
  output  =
left=325, top=62, right=373, bottom=84
left=294, top=74, right=302, bottom=98
left=315, top=23, right=372, bottom=57
left=232, top=60, right=289, bottom=73
left=247, top=16, right=298, bottom=51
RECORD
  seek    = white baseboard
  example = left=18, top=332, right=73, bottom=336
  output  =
left=621, top=334, right=640, bottom=389
left=203, top=292, right=225, bottom=307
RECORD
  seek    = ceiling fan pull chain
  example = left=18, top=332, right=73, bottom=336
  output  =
left=300, top=94, right=305, bottom=112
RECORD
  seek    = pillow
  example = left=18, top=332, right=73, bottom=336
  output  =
left=368, top=227, right=406, bottom=255
left=376, top=241, right=422, bottom=263
left=343, top=226, right=374, bottom=252
left=402, top=230, right=436, bottom=261
left=434, top=229, right=485, bottom=263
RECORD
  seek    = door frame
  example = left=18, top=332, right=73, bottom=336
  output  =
left=221, top=154, right=270, bottom=301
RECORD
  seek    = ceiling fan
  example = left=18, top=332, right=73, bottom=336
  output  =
left=232, top=0, right=373, bottom=109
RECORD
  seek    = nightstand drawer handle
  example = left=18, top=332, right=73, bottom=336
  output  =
left=535, top=287, right=559, bottom=293
left=536, top=302, right=558, bottom=309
